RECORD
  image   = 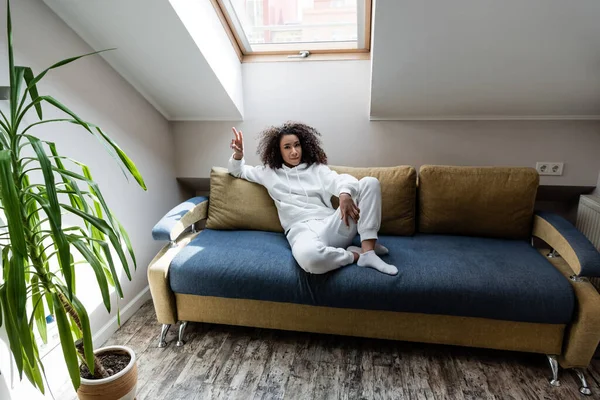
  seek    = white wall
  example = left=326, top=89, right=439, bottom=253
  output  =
left=1, top=0, right=178, bottom=397
left=370, top=0, right=600, bottom=118
left=43, top=0, right=244, bottom=121
left=169, top=0, right=244, bottom=119
left=173, top=60, right=600, bottom=187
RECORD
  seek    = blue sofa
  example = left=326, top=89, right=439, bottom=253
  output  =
left=148, top=165, right=600, bottom=395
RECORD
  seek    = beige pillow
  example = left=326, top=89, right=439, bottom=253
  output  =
left=418, top=165, right=539, bottom=239
left=206, top=167, right=283, bottom=232
left=330, top=166, right=417, bottom=236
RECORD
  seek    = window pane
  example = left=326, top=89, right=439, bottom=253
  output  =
left=230, top=0, right=358, bottom=47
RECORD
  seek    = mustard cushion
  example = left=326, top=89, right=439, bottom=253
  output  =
left=418, top=165, right=539, bottom=239
left=330, top=166, right=416, bottom=236
left=206, top=167, right=283, bottom=232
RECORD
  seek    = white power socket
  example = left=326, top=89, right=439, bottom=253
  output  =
left=536, top=162, right=564, bottom=176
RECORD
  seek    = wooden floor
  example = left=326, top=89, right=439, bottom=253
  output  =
left=56, top=300, right=600, bottom=400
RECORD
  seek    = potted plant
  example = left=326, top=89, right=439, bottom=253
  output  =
left=0, top=0, right=146, bottom=398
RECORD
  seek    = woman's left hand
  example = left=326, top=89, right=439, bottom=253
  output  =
left=339, top=193, right=360, bottom=227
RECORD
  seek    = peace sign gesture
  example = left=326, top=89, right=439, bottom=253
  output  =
left=230, top=127, right=244, bottom=160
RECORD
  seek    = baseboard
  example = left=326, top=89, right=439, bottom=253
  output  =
left=92, top=286, right=152, bottom=348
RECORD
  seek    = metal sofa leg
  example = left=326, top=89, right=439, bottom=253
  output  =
left=574, top=368, right=592, bottom=396
left=158, top=324, right=171, bottom=348
left=176, top=321, right=188, bottom=347
left=546, top=354, right=560, bottom=387
left=547, top=248, right=559, bottom=258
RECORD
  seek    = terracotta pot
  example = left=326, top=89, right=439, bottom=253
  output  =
left=76, top=345, right=137, bottom=400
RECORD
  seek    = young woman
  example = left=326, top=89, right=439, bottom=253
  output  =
left=228, top=123, right=397, bottom=276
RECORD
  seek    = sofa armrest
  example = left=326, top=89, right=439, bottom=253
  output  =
left=152, top=196, right=208, bottom=242
left=148, top=232, right=199, bottom=324
left=541, top=251, right=600, bottom=368
left=532, top=211, right=600, bottom=277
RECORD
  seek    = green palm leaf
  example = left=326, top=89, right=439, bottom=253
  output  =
left=68, top=236, right=111, bottom=312
left=116, top=217, right=137, bottom=270
left=22, top=66, right=42, bottom=119
left=61, top=204, right=132, bottom=280
left=60, top=285, right=96, bottom=376
left=0, top=151, right=27, bottom=319
left=17, top=312, right=37, bottom=379
left=23, top=355, right=45, bottom=393
left=7, top=0, right=15, bottom=122
left=12, top=67, right=25, bottom=114
left=27, top=49, right=113, bottom=92
left=31, top=276, right=47, bottom=343
left=94, top=127, right=146, bottom=190
left=53, top=293, right=80, bottom=390
left=0, top=286, right=24, bottom=378
left=48, top=142, right=88, bottom=212
left=24, top=192, right=74, bottom=301
left=0, top=288, right=3, bottom=327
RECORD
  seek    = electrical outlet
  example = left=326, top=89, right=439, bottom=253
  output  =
left=536, top=162, right=564, bottom=176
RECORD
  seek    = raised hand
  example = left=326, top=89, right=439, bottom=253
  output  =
left=230, top=127, right=244, bottom=160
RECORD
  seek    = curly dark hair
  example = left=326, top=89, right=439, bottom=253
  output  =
left=257, top=122, right=328, bottom=169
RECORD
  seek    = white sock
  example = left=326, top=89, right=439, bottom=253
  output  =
left=347, top=244, right=389, bottom=256
left=357, top=250, right=398, bottom=276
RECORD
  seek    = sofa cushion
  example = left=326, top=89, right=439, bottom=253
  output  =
left=418, top=165, right=539, bottom=239
left=330, top=166, right=416, bottom=235
left=169, top=230, right=574, bottom=324
left=206, top=165, right=416, bottom=235
left=206, top=167, right=284, bottom=232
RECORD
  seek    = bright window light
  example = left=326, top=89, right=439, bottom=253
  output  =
left=216, top=0, right=371, bottom=55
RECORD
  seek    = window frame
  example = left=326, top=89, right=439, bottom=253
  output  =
left=210, top=0, right=372, bottom=62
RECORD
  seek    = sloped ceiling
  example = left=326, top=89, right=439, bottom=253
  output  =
left=43, top=0, right=243, bottom=121
left=43, top=0, right=600, bottom=121
left=370, top=0, right=600, bottom=119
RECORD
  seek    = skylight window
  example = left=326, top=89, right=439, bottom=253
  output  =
left=214, top=0, right=371, bottom=57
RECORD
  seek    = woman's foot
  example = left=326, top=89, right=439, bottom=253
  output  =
left=357, top=251, right=398, bottom=275
left=347, top=244, right=389, bottom=256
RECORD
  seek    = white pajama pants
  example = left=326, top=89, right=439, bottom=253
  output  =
left=286, top=177, right=382, bottom=274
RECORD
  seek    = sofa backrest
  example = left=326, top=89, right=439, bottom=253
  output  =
left=206, top=165, right=417, bottom=235
left=330, top=166, right=416, bottom=235
left=417, top=165, right=539, bottom=240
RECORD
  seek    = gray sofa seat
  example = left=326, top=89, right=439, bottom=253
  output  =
left=169, top=229, right=574, bottom=324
